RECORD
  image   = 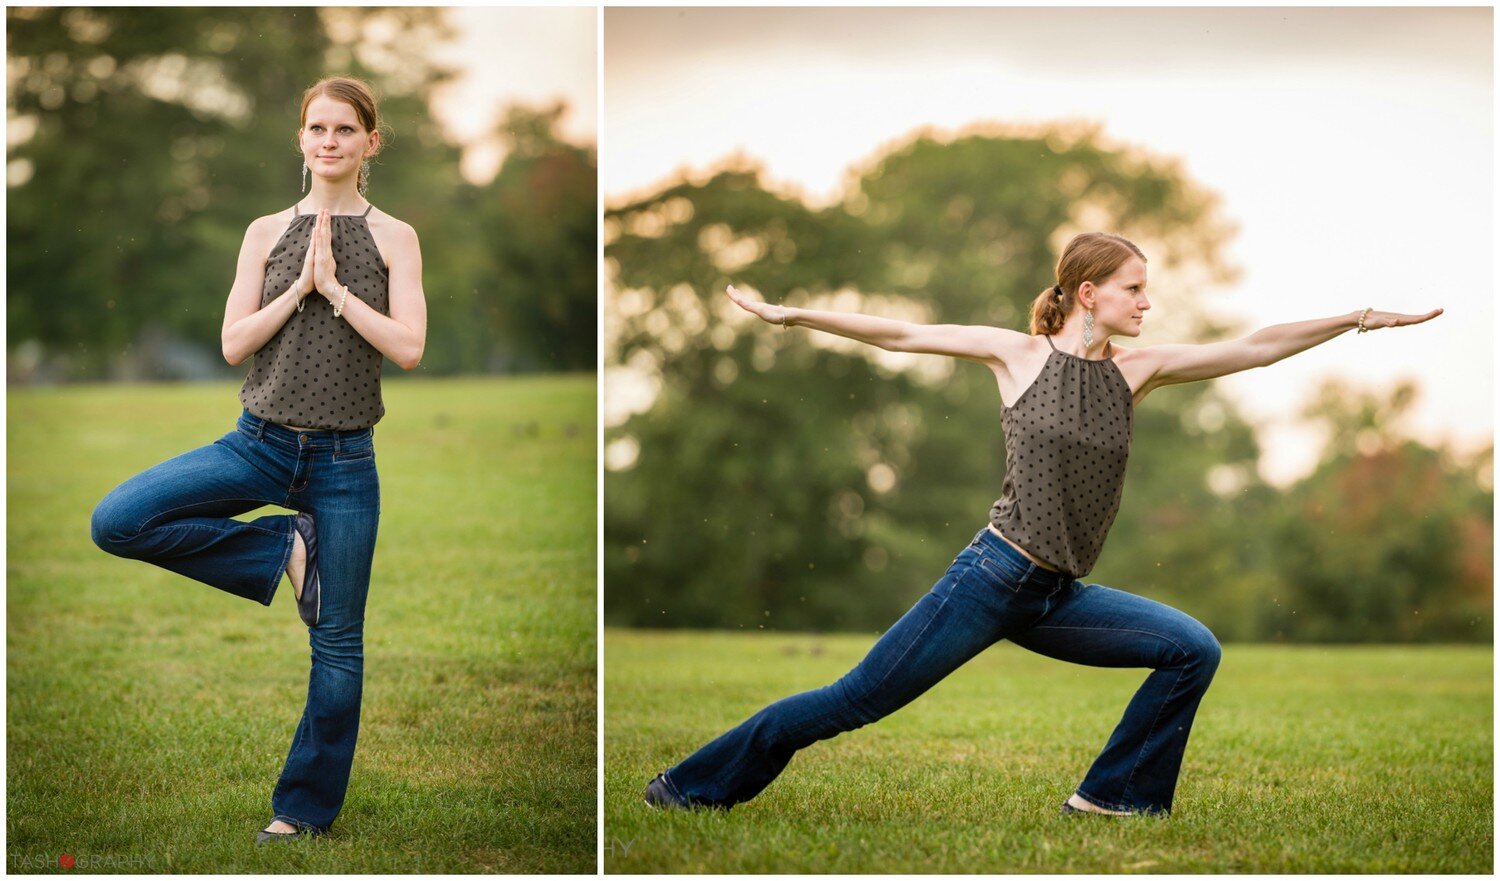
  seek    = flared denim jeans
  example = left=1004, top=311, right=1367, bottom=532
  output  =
left=662, top=526, right=1221, bottom=815
left=90, top=409, right=380, bottom=833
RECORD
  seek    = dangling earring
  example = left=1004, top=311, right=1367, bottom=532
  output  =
left=301, top=161, right=308, bottom=193
left=359, top=158, right=370, bottom=196
left=1083, top=308, right=1095, bottom=347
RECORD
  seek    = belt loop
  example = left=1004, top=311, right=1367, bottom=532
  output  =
left=255, top=418, right=266, bottom=440
left=334, top=433, right=342, bottom=457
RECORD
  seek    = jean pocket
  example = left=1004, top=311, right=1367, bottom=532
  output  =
left=334, top=446, right=375, bottom=463
left=977, top=553, right=1028, bottom=592
left=948, top=539, right=984, bottom=567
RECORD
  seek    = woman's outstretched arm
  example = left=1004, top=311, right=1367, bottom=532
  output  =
left=726, top=284, right=1019, bottom=365
left=1141, top=307, right=1444, bottom=393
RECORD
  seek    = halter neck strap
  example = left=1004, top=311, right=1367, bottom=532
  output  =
left=290, top=201, right=374, bottom=218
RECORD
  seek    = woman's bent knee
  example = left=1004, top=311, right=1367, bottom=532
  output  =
left=1185, top=626, right=1222, bottom=676
left=89, top=495, right=136, bottom=555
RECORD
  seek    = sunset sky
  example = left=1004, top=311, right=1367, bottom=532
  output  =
left=605, top=7, right=1492, bottom=487
left=429, top=6, right=596, bottom=184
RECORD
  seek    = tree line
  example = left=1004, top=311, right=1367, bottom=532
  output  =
left=603, top=128, right=1491, bottom=643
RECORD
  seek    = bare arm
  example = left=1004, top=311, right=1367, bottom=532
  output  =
left=725, top=284, right=1016, bottom=364
left=1141, top=307, right=1444, bottom=393
left=221, top=218, right=313, bottom=366
left=311, top=211, right=426, bottom=370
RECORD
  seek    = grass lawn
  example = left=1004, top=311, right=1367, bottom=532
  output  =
left=605, top=628, right=1491, bottom=873
left=8, top=376, right=596, bottom=873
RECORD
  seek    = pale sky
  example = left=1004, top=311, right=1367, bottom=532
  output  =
left=604, top=7, right=1493, bottom=487
left=429, top=6, right=597, bottom=184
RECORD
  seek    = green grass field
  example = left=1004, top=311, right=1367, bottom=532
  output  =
left=7, top=377, right=596, bottom=873
left=605, top=629, right=1492, bottom=873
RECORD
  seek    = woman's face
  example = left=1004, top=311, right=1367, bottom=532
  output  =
left=1082, top=256, right=1150, bottom=337
left=298, top=95, right=377, bottom=188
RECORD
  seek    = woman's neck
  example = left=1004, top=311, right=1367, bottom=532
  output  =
left=299, top=179, right=367, bottom=215
left=1051, top=326, right=1113, bottom=360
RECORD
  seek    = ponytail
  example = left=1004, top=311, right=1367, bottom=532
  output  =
left=1028, top=284, right=1070, bottom=335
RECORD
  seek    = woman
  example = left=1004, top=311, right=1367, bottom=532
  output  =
left=644, top=232, right=1440, bottom=816
left=90, top=75, right=427, bottom=842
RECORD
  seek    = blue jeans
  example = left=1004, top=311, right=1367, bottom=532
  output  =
left=90, top=409, right=381, bottom=833
left=662, top=527, right=1221, bottom=815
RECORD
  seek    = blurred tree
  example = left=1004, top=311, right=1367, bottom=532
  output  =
left=606, top=169, right=881, bottom=629
left=468, top=103, right=598, bottom=372
left=1266, top=379, right=1492, bottom=641
left=604, top=127, right=1285, bottom=635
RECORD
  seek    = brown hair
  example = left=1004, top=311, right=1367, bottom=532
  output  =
left=298, top=76, right=385, bottom=193
left=1028, top=232, right=1147, bottom=335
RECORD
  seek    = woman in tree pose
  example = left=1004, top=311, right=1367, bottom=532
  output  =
left=645, top=232, right=1440, bottom=816
left=90, top=75, right=427, bottom=842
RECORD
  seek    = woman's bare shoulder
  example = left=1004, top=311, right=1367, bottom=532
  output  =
left=247, top=208, right=296, bottom=230
left=1108, top=341, right=1169, bottom=372
left=1111, top=339, right=1166, bottom=356
left=1105, top=342, right=1160, bottom=400
left=992, top=327, right=1046, bottom=361
left=367, top=209, right=418, bottom=247
left=262, top=204, right=303, bottom=224
left=364, top=208, right=418, bottom=271
left=367, top=206, right=415, bottom=235
left=239, top=210, right=297, bottom=257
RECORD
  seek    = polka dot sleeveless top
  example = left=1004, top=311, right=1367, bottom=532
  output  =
left=238, top=202, right=390, bottom=430
left=988, top=334, right=1133, bottom=578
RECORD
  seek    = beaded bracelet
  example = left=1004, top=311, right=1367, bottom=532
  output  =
left=1357, top=307, right=1372, bottom=333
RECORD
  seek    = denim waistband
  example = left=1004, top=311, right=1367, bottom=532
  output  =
left=237, top=409, right=374, bottom=451
left=973, top=526, right=1076, bottom=590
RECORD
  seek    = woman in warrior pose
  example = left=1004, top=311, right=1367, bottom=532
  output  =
left=91, top=75, right=427, bottom=842
left=644, top=231, right=1440, bottom=816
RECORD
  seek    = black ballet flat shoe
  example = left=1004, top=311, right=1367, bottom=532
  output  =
left=291, top=513, right=320, bottom=627
left=1060, top=797, right=1136, bottom=817
left=255, top=827, right=314, bottom=845
left=644, top=773, right=689, bottom=810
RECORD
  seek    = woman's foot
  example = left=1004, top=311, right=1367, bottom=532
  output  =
left=255, top=819, right=314, bottom=845
left=286, top=531, right=306, bottom=602
left=644, top=773, right=690, bottom=809
left=1063, top=793, right=1134, bottom=816
left=289, top=513, right=321, bottom=627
